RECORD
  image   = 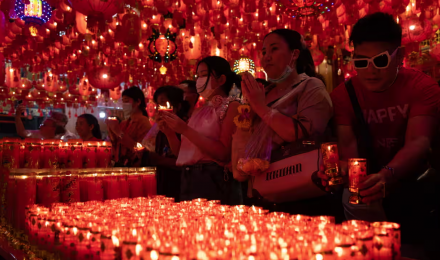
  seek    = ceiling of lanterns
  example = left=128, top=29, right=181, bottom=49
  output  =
left=0, top=0, right=439, bottom=109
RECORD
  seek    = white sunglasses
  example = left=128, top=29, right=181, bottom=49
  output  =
left=352, top=47, right=400, bottom=69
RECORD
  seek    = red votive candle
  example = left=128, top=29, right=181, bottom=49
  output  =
left=58, top=141, right=69, bottom=169
left=66, top=140, right=83, bottom=169
left=97, top=141, right=112, bottom=168
left=2, top=138, right=21, bottom=169
left=24, top=138, right=41, bottom=169
left=83, top=141, right=98, bottom=168
left=60, top=171, right=80, bottom=203
left=36, top=170, right=60, bottom=207
left=42, top=140, right=60, bottom=169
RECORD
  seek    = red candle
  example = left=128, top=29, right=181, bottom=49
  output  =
left=36, top=171, right=60, bottom=207
left=19, top=142, right=25, bottom=168
left=66, top=140, right=83, bottom=169
left=14, top=170, right=37, bottom=230
left=2, top=138, right=21, bottom=169
left=104, top=173, right=122, bottom=200
left=128, top=174, right=144, bottom=198
left=60, top=172, right=80, bottom=203
left=119, top=173, right=129, bottom=198
left=158, top=101, right=173, bottom=113
left=87, top=175, right=104, bottom=201
left=79, top=175, right=89, bottom=202
left=24, top=138, right=41, bottom=169
left=42, top=140, right=60, bottom=169
left=0, top=139, right=3, bottom=167
left=83, top=141, right=98, bottom=168
left=58, top=141, right=69, bottom=169
left=97, top=141, right=112, bottom=168
left=140, top=168, right=157, bottom=197
left=5, top=174, right=16, bottom=226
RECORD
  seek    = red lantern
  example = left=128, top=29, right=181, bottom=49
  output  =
left=0, top=52, right=4, bottom=86
left=120, top=13, right=141, bottom=47
left=86, top=66, right=123, bottom=90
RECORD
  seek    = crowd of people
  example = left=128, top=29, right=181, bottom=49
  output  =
left=12, top=12, right=440, bottom=258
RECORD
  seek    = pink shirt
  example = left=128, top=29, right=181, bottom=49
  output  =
left=176, top=96, right=239, bottom=166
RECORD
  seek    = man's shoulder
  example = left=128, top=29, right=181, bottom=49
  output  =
left=400, top=67, right=438, bottom=89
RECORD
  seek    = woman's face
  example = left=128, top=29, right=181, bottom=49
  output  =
left=122, top=96, right=141, bottom=111
left=196, top=62, right=225, bottom=96
left=75, top=117, right=93, bottom=139
left=261, top=33, right=297, bottom=79
left=39, top=119, right=57, bottom=139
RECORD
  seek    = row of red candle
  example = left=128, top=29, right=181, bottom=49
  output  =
left=24, top=198, right=401, bottom=260
left=5, top=168, right=156, bottom=232
left=0, top=138, right=112, bottom=169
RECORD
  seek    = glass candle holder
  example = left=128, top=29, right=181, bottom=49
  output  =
left=2, top=137, right=21, bottom=169
left=66, top=140, right=83, bottom=169
left=348, top=158, right=367, bottom=205
left=24, top=138, right=41, bottom=168
left=321, top=142, right=344, bottom=186
left=83, top=141, right=98, bottom=168
left=97, top=141, right=112, bottom=168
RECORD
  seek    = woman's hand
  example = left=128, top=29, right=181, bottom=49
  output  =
left=359, top=170, right=388, bottom=204
left=15, top=105, right=26, bottom=117
left=156, top=117, right=175, bottom=137
left=241, top=72, right=266, bottom=110
left=160, top=112, right=188, bottom=134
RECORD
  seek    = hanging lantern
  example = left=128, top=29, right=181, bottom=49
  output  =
left=159, top=65, right=167, bottom=75
left=14, top=0, right=52, bottom=25
left=148, top=28, right=178, bottom=63
left=87, top=66, right=124, bottom=90
left=233, top=57, right=255, bottom=76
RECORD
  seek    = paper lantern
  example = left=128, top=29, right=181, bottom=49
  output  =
left=120, top=12, right=141, bottom=47
left=148, top=28, right=177, bottom=63
left=0, top=52, right=4, bottom=86
left=87, top=66, right=123, bottom=90
left=68, top=0, right=121, bottom=20
left=233, top=57, right=255, bottom=76
left=14, top=0, right=52, bottom=25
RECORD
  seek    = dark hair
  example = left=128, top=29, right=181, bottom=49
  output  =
left=265, top=29, right=317, bottom=78
left=78, top=114, right=102, bottom=140
left=197, top=56, right=241, bottom=96
left=179, top=80, right=200, bottom=105
left=122, top=86, right=148, bottom=117
left=153, top=85, right=190, bottom=120
left=256, top=78, right=270, bottom=88
left=350, top=12, right=402, bottom=47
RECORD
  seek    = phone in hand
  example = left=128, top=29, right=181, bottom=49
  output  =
left=14, top=100, right=23, bottom=108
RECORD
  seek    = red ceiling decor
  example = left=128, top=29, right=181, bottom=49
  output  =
left=0, top=0, right=439, bottom=110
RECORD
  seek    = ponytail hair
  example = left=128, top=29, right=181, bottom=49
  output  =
left=122, top=86, right=148, bottom=117
left=265, top=29, right=324, bottom=84
left=78, top=114, right=102, bottom=140
left=197, top=56, right=241, bottom=96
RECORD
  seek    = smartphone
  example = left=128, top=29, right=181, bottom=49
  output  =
left=14, top=100, right=23, bottom=108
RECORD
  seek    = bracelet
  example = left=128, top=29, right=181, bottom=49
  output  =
left=382, top=165, right=395, bottom=179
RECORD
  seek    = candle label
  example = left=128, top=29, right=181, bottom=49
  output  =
left=349, top=160, right=367, bottom=192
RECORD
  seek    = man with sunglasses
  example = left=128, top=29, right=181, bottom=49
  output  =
left=321, top=12, right=440, bottom=251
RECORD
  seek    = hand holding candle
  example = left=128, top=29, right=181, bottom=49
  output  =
left=348, top=158, right=367, bottom=205
left=321, top=142, right=344, bottom=186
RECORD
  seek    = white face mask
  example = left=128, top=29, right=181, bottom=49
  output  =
left=268, top=53, right=295, bottom=84
left=122, top=103, right=133, bottom=119
left=196, top=76, right=216, bottom=99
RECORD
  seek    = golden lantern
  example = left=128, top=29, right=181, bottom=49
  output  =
left=159, top=65, right=167, bottom=75
left=233, top=57, right=255, bottom=76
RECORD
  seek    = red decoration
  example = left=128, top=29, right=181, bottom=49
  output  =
left=86, top=66, right=124, bottom=90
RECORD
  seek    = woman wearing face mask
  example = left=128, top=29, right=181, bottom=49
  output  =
left=237, top=29, right=334, bottom=215
left=160, top=56, right=243, bottom=205
left=107, top=86, right=151, bottom=166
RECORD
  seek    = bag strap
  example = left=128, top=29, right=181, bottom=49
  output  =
left=344, top=79, right=378, bottom=172
left=292, top=117, right=310, bottom=140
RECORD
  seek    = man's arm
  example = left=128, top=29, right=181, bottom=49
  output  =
left=360, top=116, right=437, bottom=203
